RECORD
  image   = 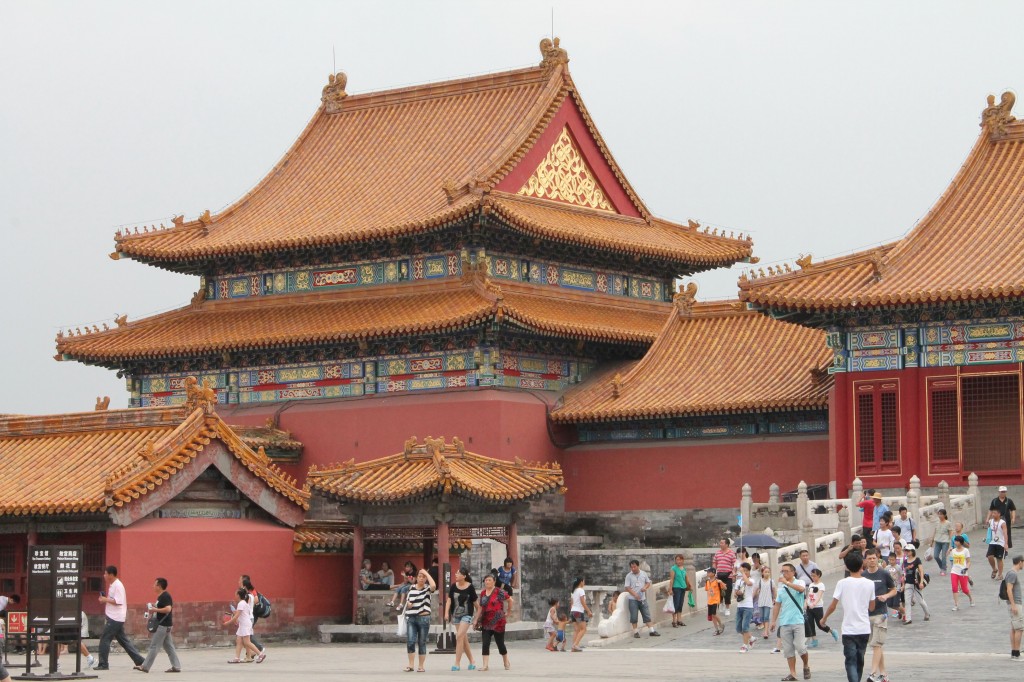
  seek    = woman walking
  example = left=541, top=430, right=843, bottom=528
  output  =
left=402, top=569, right=436, bottom=673
left=569, top=577, right=593, bottom=652
left=472, top=574, right=511, bottom=670
left=446, top=567, right=477, bottom=671
left=930, top=509, right=952, bottom=576
left=668, top=555, right=692, bottom=627
left=734, top=562, right=755, bottom=652
left=753, top=565, right=775, bottom=638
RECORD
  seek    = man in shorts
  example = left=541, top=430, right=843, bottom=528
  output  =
left=1005, top=554, right=1023, bottom=661
left=990, top=486, right=1017, bottom=549
left=989, top=508, right=1009, bottom=580
left=624, top=560, right=659, bottom=638
left=769, top=563, right=809, bottom=681
left=862, top=550, right=898, bottom=682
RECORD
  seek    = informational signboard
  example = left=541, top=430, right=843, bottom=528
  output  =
left=24, top=546, right=86, bottom=677
left=29, top=546, right=54, bottom=628
left=7, top=611, right=28, bottom=634
left=54, top=547, right=83, bottom=626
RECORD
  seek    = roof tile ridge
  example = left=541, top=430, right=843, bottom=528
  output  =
left=498, top=280, right=672, bottom=311
left=649, top=215, right=756, bottom=248
left=884, top=127, right=995, bottom=264
left=690, top=300, right=754, bottom=317
left=562, top=77, right=650, bottom=220
left=0, top=405, right=185, bottom=437
left=338, top=66, right=549, bottom=113
left=491, top=191, right=647, bottom=223
left=472, top=70, right=571, bottom=191
left=740, top=243, right=900, bottom=290
left=210, top=414, right=310, bottom=507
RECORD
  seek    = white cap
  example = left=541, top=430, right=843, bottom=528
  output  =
left=998, top=486, right=1008, bottom=492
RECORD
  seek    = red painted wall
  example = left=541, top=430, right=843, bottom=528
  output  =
left=220, top=389, right=564, bottom=477
left=561, top=435, right=829, bottom=511
left=293, top=554, right=349, bottom=618
left=106, top=518, right=295, bottom=606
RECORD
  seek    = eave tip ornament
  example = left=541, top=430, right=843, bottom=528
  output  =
left=981, top=91, right=1016, bottom=137
left=539, top=37, right=569, bottom=72
left=322, top=71, right=348, bottom=113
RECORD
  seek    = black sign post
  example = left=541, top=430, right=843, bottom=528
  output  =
left=431, top=562, right=455, bottom=654
left=18, top=545, right=96, bottom=680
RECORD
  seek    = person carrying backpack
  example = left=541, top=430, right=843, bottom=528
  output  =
left=240, top=575, right=270, bottom=661
left=1001, top=554, right=1023, bottom=661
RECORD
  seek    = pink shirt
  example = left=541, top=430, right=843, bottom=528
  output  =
left=105, top=579, right=128, bottom=622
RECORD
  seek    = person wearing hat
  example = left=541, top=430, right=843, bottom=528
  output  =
left=990, top=486, right=1017, bottom=550
left=870, top=492, right=889, bottom=540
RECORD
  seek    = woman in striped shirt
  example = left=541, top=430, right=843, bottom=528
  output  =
left=402, top=569, right=436, bottom=673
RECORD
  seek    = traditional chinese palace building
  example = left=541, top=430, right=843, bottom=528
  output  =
left=741, top=92, right=1024, bottom=492
left=0, top=39, right=920, bottom=635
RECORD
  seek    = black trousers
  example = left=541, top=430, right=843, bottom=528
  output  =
left=481, top=629, right=507, bottom=656
left=716, top=572, right=734, bottom=606
left=99, top=617, right=144, bottom=667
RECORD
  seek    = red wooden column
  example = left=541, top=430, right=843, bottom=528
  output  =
left=351, top=525, right=364, bottom=622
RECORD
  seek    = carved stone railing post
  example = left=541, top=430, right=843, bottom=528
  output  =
left=796, top=481, right=809, bottom=530
left=937, top=480, right=951, bottom=513
left=967, top=473, right=982, bottom=525
left=907, top=475, right=921, bottom=520
left=837, top=506, right=852, bottom=546
left=768, top=483, right=780, bottom=506
left=850, top=478, right=864, bottom=529
left=741, top=484, right=752, bottom=534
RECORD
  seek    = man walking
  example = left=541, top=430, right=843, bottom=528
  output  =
left=857, top=491, right=877, bottom=547
left=1004, top=554, right=1023, bottom=661
left=989, top=508, right=1009, bottom=580
left=893, top=506, right=916, bottom=545
left=95, top=565, right=144, bottom=671
left=821, top=552, right=876, bottom=682
left=624, top=560, right=659, bottom=638
left=795, top=549, right=819, bottom=586
left=769, top=563, right=810, bottom=681
left=991, top=486, right=1017, bottom=550
left=862, top=550, right=898, bottom=682
left=713, top=538, right=736, bottom=616
left=136, top=577, right=182, bottom=673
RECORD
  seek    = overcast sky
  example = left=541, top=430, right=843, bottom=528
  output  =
left=2, top=1, right=1022, bottom=415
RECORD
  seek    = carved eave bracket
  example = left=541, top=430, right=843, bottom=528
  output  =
left=981, top=91, right=1016, bottom=139
left=322, top=71, right=349, bottom=114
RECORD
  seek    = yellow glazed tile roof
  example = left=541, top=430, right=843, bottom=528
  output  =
left=740, top=107, right=1024, bottom=311
left=56, top=280, right=668, bottom=363
left=552, top=298, right=832, bottom=423
left=0, top=402, right=308, bottom=517
left=112, top=49, right=748, bottom=269
left=307, top=436, right=566, bottom=504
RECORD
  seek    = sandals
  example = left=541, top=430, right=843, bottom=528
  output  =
left=228, top=659, right=242, bottom=664
left=803, top=667, right=812, bottom=679
left=781, top=676, right=798, bottom=681
left=403, top=667, right=414, bottom=672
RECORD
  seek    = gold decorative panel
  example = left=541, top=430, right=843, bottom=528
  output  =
left=517, top=127, right=615, bottom=212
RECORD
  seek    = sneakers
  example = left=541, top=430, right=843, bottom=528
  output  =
left=649, top=631, right=660, bottom=637
left=830, top=630, right=840, bottom=642
left=808, top=639, right=819, bottom=648
left=723, top=608, right=731, bottom=616
left=924, top=615, right=930, bottom=621
left=771, top=647, right=781, bottom=654
left=951, top=606, right=959, bottom=611
left=634, top=632, right=640, bottom=639
left=86, top=655, right=96, bottom=669
left=740, top=645, right=749, bottom=653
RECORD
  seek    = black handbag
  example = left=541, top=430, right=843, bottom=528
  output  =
left=147, top=611, right=166, bottom=633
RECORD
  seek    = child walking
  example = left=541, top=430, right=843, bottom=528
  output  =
left=544, top=598, right=561, bottom=651
left=704, top=568, right=726, bottom=635
left=224, top=588, right=264, bottom=664
left=949, top=535, right=975, bottom=610
left=804, top=568, right=838, bottom=647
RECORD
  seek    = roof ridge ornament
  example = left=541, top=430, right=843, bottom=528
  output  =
left=322, top=71, right=349, bottom=113
left=94, top=396, right=110, bottom=411
left=981, top=91, right=1016, bottom=138
left=183, top=376, right=217, bottom=414
left=795, top=254, right=813, bottom=270
left=539, top=37, right=569, bottom=72
left=673, top=281, right=698, bottom=316
left=611, top=372, right=623, bottom=399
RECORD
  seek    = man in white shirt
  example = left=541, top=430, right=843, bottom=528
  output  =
left=873, top=517, right=895, bottom=560
left=624, top=560, right=659, bottom=638
left=96, top=565, right=145, bottom=670
left=988, top=508, right=1009, bottom=580
left=821, top=552, right=877, bottom=682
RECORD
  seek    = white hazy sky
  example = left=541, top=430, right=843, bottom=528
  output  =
left=2, top=1, right=1022, bottom=415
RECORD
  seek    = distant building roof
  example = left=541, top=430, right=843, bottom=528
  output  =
left=740, top=93, right=1024, bottom=315
left=552, top=291, right=832, bottom=423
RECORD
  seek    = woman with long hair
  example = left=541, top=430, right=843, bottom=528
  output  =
left=445, top=567, right=477, bottom=671
left=472, top=574, right=511, bottom=671
left=568, top=577, right=593, bottom=652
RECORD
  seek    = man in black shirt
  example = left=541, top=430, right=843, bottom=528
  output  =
left=862, top=550, right=897, bottom=682
left=990, top=486, right=1017, bottom=549
left=136, top=578, right=182, bottom=673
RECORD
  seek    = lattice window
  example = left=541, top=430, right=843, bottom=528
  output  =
left=857, top=393, right=876, bottom=464
left=84, top=543, right=105, bottom=573
left=961, top=373, right=1022, bottom=472
left=0, top=544, right=15, bottom=573
left=881, top=392, right=898, bottom=462
left=929, top=380, right=959, bottom=469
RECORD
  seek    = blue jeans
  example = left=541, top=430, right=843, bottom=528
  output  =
left=627, top=599, right=652, bottom=625
left=672, top=588, right=687, bottom=613
left=405, top=614, right=430, bottom=655
left=933, top=541, right=949, bottom=572
left=735, top=607, right=753, bottom=634
left=842, top=634, right=869, bottom=682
